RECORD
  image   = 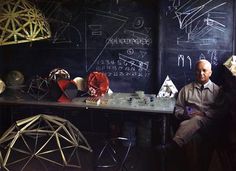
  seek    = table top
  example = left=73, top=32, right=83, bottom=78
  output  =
left=0, top=93, right=175, bottom=114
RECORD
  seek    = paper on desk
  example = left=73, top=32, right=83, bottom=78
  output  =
left=157, top=75, right=178, bottom=98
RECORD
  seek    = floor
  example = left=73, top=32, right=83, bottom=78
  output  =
left=0, top=132, right=161, bottom=171
left=1, top=127, right=235, bottom=171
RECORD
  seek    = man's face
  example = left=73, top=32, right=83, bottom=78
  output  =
left=195, top=62, right=212, bottom=84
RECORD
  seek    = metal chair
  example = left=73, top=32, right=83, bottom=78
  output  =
left=95, top=137, right=132, bottom=171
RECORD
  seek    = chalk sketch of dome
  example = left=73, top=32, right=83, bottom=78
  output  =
left=0, top=114, right=92, bottom=171
left=52, top=24, right=82, bottom=45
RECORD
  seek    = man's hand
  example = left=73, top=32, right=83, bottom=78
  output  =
left=186, top=106, right=205, bottom=117
left=191, top=111, right=205, bottom=117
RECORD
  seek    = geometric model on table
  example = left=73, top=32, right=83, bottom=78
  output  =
left=0, top=114, right=92, bottom=171
left=157, top=75, right=178, bottom=98
left=27, top=75, right=49, bottom=100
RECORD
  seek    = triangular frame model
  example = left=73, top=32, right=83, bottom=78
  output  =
left=0, top=114, right=92, bottom=171
left=0, top=0, right=51, bottom=46
left=157, top=75, right=178, bottom=98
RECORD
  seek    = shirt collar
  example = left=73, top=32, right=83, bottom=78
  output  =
left=194, top=80, right=214, bottom=93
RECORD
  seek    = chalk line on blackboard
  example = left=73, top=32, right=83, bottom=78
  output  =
left=118, top=53, right=149, bottom=71
left=85, top=8, right=128, bottom=72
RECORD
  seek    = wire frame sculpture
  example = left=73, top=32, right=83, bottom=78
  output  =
left=0, top=114, right=92, bottom=171
left=96, top=137, right=132, bottom=171
left=27, top=75, right=49, bottom=100
left=0, top=0, right=51, bottom=46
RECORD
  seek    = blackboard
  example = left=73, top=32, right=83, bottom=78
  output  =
left=159, top=0, right=234, bottom=90
left=0, top=0, right=235, bottom=94
left=0, top=0, right=158, bottom=94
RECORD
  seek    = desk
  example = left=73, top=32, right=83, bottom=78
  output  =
left=0, top=93, right=175, bottom=171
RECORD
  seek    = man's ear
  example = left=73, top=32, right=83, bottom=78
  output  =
left=209, top=70, right=212, bottom=77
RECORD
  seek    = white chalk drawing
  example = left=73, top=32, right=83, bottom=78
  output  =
left=106, top=29, right=152, bottom=46
left=127, top=48, right=134, bottom=55
left=174, top=0, right=226, bottom=29
left=198, top=50, right=217, bottom=65
left=199, top=53, right=206, bottom=60
left=118, top=53, right=149, bottom=70
left=140, top=51, right=147, bottom=58
left=144, top=27, right=151, bottom=34
left=207, top=50, right=218, bottom=65
left=34, top=0, right=61, bottom=18
left=107, top=37, right=152, bottom=46
left=177, top=50, right=217, bottom=69
left=85, top=8, right=128, bottom=72
left=187, top=56, right=192, bottom=69
left=34, top=1, right=152, bottom=77
left=95, top=57, right=150, bottom=78
left=124, top=29, right=149, bottom=39
left=88, top=25, right=103, bottom=36
left=132, top=17, right=144, bottom=29
left=167, top=0, right=181, bottom=11
left=178, top=54, right=185, bottom=67
left=177, top=54, right=192, bottom=69
left=52, top=23, right=82, bottom=45
left=168, top=0, right=227, bottom=46
left=35, top=0, right=82, bottom=45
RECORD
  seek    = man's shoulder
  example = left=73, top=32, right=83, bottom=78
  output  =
left=183, top=82, right=195, bottom=88
left=209, top=80, right=220, bottom=91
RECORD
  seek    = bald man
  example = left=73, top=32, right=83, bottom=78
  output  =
left=171, top=59, right=220, bottom=148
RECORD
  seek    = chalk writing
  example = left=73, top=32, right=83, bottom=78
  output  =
left=107, top=37, right=152, bottom=46
left=133, top=17, right=145, bottom=29
left=88, top=25, right=103, bottom=36
left=178, top=54, right=192, bottom=69
left=177, top=50, right=217, bottom=69
left=119, top=53, right=149, bottom=71
left=95, top=59, right=150, bottom=78
left=85, top=8, right=128, bottom=72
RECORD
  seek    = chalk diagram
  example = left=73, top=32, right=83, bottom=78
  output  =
left=85, top=8, right=152, bottom=73
left=85, top=8, right=128, bottom=72
left=34, top=1, right=152, bottom=76
left=34, top=0, right=83, bottom=46
left=118, top=51, right=149, bottom=71
left=168, top=0, right=227, bottom=46
left=177, top=50, right=217, bottom=69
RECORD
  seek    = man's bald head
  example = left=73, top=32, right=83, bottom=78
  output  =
left=196, top=59, right=212, bottom=70
left=195, top=59, right=212, bottom=84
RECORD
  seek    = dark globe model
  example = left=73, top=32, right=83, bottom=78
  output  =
left=5, top=70, right=24, bottom=86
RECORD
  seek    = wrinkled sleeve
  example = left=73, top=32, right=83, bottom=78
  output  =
left=175, top=87, right=190, bottom=120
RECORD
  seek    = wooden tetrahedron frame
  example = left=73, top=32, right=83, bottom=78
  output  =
left=0, top=0, right=51, bottom=45
left=0, top=114, right=92, bottom=171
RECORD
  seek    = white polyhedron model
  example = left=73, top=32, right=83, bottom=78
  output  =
left=157, top=75, right=178, bottom=98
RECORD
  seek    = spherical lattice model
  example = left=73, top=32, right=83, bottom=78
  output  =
left=48, top=68, right=70, bottom=81
left=0, top=0, right=51, bottom=45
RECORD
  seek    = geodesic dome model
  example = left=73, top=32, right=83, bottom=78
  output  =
left=0, top=114, right=92, bottom=171
left=0, top=0, right=51, bottom=46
